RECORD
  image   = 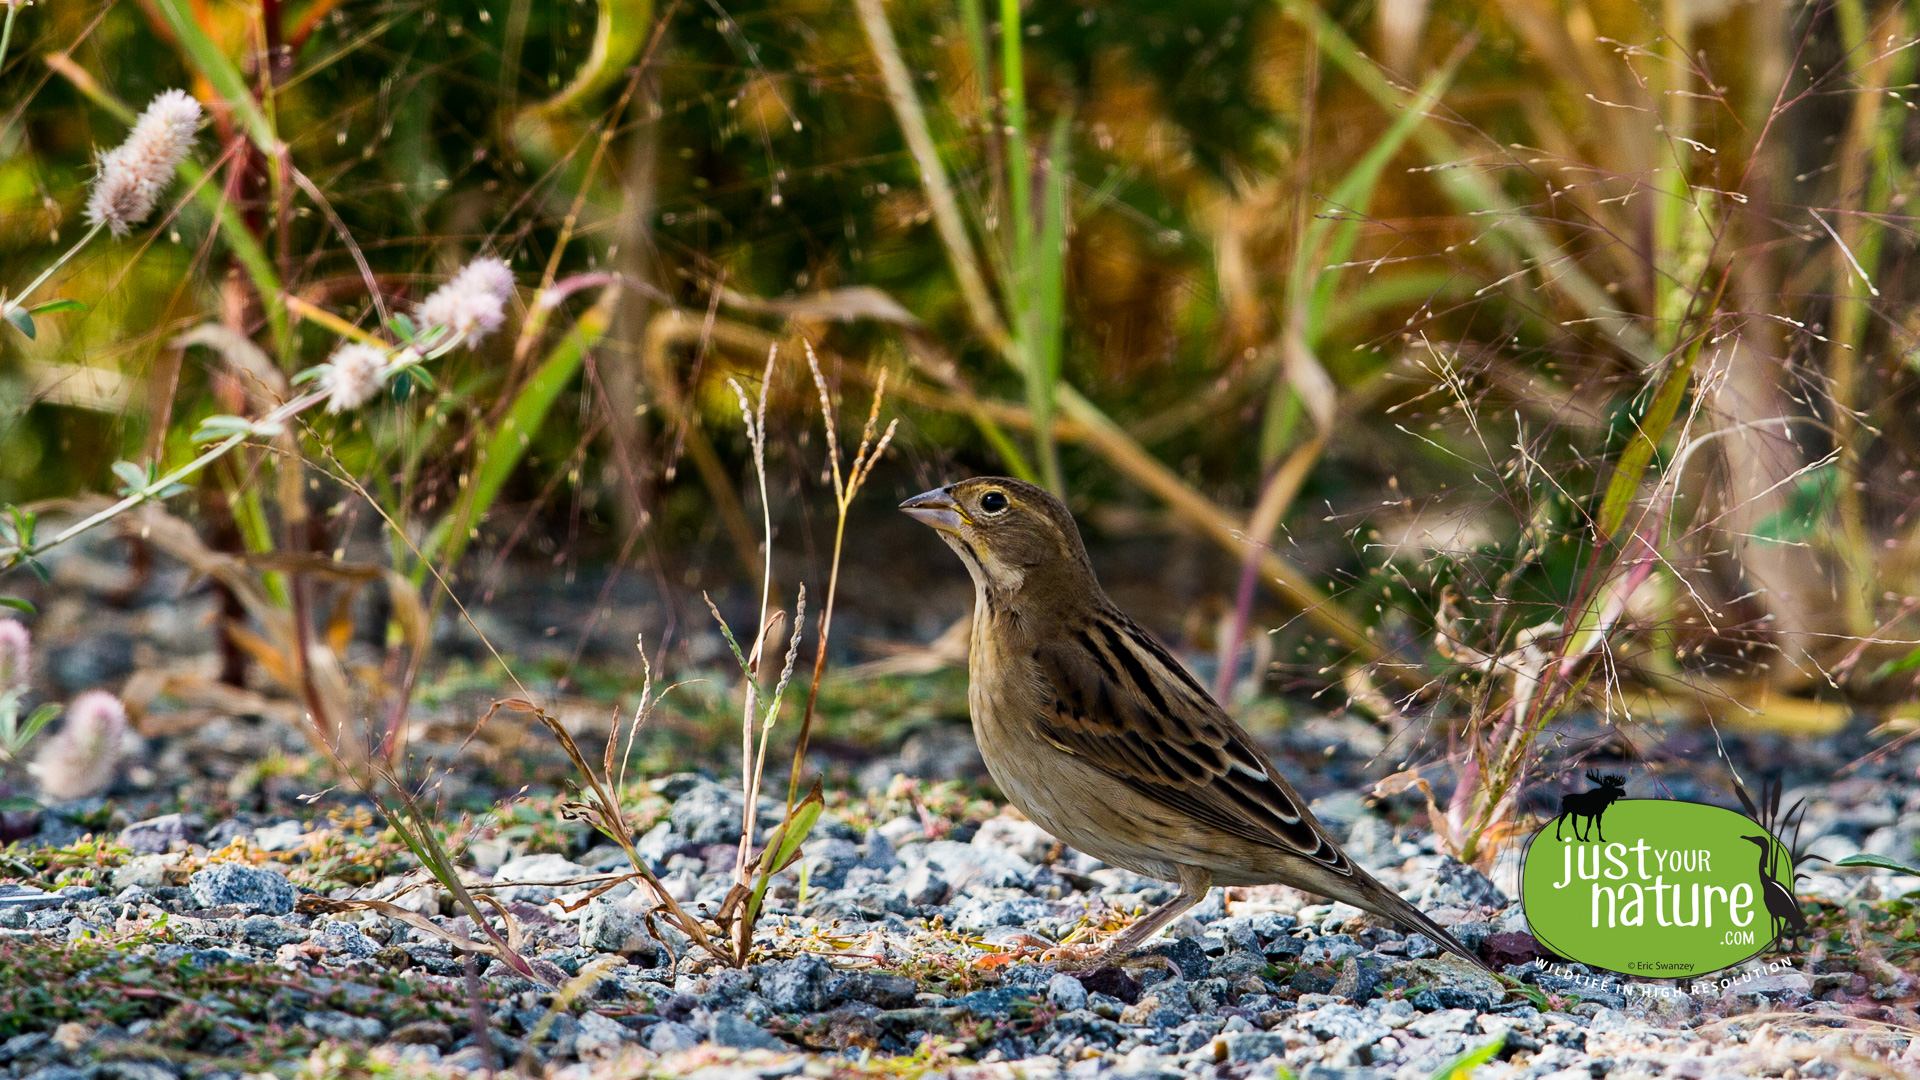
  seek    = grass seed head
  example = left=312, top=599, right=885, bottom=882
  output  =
left=84, top=89, right=201, bottom=237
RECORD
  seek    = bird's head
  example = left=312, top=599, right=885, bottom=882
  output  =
left=900, top=477, right=1096, bottom=604
left=1740, top=834, right=1772, bottom=849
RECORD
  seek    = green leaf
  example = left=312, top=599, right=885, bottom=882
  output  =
left=1427, top=1034, right=1506, bottom=1080
left=152, top=0, right=277, bottom=152
left=15, top=703, right=59, bottom=748
left=1594, top=341, right=1704, bottom=541
left=417, top=287, right=618, bottom=575
left=111, top=461, right=150, bottom=495
left=0, top=797, right=39, bottom=813
left=545, top=0, right=652, bottom=112
left=191, top=415, right=255, bottom=443
left=1834, top=853, right=1920, bottom=875
left=4, top=308, right=34, bottom=339
left=0, top=598, right=34, bottom=615
left=27, top=299, right=85, bottom=316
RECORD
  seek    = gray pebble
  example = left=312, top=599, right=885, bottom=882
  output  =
left=188, top=863, right=296, bottom=915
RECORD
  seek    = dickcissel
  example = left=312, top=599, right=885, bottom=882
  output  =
left=903, top=477, right=1487, bottom=971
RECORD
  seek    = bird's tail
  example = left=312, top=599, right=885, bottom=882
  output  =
left=1350, top=872, right=1495, bottom=975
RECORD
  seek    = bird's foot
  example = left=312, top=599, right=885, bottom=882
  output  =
left=1037, top=941, right=1113, bottom=971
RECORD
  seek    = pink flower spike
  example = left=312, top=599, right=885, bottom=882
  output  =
left=29, top=690, right=128, bottom=801
left=0, top=620, right=27, bottom=695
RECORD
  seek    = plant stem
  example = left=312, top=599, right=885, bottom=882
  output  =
left=14, top=389, right=325, bottom=564
left=4, top=222, right=106, bottom=316
left=788, top=497, right=848, bottom=809
left=0, top=3, right=21, bottom=92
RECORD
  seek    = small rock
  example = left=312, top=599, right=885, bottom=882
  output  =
left=1046, top=973, right=1088, bottom=1011
left=92, top=1064, right=176, bottom=1080
left=1431, top=858, right=1507, bottom=909
left=1141, top=936, right=1211, bottom=980
left=252, top=820, right=308, bottom=852
left=319, top=921, right=382, bottom=959
left=874, top=817, right=925, bottom=848
left=799, top=838, right=860, bottom=892
left=579, top=899, right=660, bottom=960
left=1071, top=966, right=1142, bottom=1005
left=0, top=885, right=59, bottom=911
left=972, top=816, right=1057, bottom=863
left=1406, top=1008, right=1475, bottom=1038
left=490, top=854, right=589, bottom=904
left=645, top=1020, right=704, bottom=1053
left=1300, top=935, right=1362, bottom=967
left=1218, top=1031, right=1289, bottom=1062
left=710, top=1013, right=783, bottom=1051
left=670, top=782, right=742, bottom=845
left=236, top=914, right=307, bottom=949
left=1480, top=931, right=1550, bottom=969
left=903, top=863, right=949, bottom=906
left=389, top=1021, right=453, bottom=1047
left=188, top=863, right=296, bottom=914
left=953, top=895, right=1050, bottom=933
left=1331, top=956, right=1383, bottom=1003
left=761, top=957, right=835, bottom=1013
left=573, top=1011, right=632, bottom=1056
left=117, top=814, right=199, bottom=855
left=839, top=971, right=919, bottom=1010
left=1411, top=987, right=1493, bottom=1013
left=818, top=1005, right=882, bottom=1051
left=303, top=1011, right=387, bottom=1041
left=112, top=854, right=181, bottom=892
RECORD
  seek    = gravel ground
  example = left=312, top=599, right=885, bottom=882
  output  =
left=1, top=527, right=1917, bottom=1079
left=0, top=767, right=1914, bottom=1080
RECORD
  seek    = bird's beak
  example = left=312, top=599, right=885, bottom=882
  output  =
left=900, top=486, right=966, bottom=534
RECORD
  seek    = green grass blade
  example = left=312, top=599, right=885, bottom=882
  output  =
left=419, top=287, right=618, bottom=576
left=1593, top=293, right=1719, bottom=541
left=1023, top=114, right=1070, bottom=494
left=153, top=0, right=277, bottom=153
left=1277, top=0, right=1659, bottom=368
left=1303, top=49, right=1467, bottom=341
left=535, top=0, right=652, bottom=113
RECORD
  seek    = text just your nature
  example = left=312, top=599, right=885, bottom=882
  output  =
left=1551, top=838, right=1756, bottom=931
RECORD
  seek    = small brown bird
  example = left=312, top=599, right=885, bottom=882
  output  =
left=903, top=477, right=1488, bottom=971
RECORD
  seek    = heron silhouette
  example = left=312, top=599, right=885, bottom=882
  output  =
left=1742, top=834, right=1807, bottom=952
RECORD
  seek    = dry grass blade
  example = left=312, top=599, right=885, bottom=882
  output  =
left=789, top=343, right=897, bottom=807
left=507, top=696, right=736, bottom=965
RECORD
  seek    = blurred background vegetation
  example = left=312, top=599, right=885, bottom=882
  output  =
left=3, top=0, right=1920, bottom=851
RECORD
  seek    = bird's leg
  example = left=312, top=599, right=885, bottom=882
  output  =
left=1056, top=866, right=1212, bottom=971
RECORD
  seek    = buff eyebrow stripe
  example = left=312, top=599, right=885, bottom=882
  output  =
left=1097, top=620, right=1172, bottom=716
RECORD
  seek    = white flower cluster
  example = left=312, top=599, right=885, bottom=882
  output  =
left=417, top=256, right=515, bottom=348
left=29, top=690, right=126, bottom=801
left=321, top=342, right=390, bottom=414
left=84, top=89, right=202, bottom=237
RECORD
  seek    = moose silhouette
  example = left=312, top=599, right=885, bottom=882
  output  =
left=1552, top=771, right=1627, bottom=842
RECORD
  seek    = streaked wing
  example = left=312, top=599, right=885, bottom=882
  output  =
left=1031, top=609, right=1351, bottom=876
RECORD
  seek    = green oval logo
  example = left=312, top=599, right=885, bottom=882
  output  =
left=1520, top=796, right=1798, bottom=978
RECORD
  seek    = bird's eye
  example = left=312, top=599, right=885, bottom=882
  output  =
left=979, top=490, right=1010, bottom=515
